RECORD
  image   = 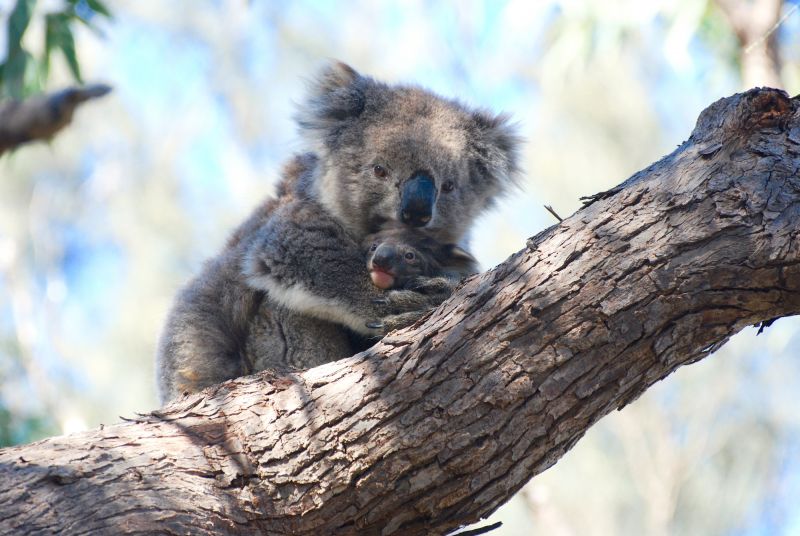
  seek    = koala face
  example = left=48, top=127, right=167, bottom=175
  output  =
left=297, top=62, right=521, bottom=243
left=365, top=229, right=436, bottom=289
left=364, top=228, right=477, bottom=290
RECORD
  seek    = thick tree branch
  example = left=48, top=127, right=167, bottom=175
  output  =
left=0, top=84, right=111, bottom=156
left=1, top=88, right=800, bottom=535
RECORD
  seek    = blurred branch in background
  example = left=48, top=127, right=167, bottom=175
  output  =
left=0, top=83, right=111, bottom=155
left=713, top=0, right=785, bottom=87
left=0, top=0, right=112, bottom=155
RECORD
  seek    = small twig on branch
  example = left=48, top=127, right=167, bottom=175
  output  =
left=543, top=204, right=563, bottom=222
left=579, top=185, right=623, bottom=207
left=0, top=84, right=112, bottom=156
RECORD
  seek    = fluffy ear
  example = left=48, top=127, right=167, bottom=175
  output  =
left=296, top=62, right=367, bottom=142
left=442, top=244, right=479, bottom=275
left=470, top=111, right=522, bottom=194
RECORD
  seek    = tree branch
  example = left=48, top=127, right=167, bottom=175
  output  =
left=0, top=84, right=111, bottom=156
left=1, top=88, right=799, bottom=535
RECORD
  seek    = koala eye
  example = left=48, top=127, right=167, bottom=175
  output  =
left=404, top=251, right=416, bottom=261
left=442, top=180, right=455, bottom=193
left=369, top=243, right=378, bottom=251
left=373, top=165, right=388, bottom=178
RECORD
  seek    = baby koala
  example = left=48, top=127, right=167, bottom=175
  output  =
left=364, top=228, right=479, bottom=291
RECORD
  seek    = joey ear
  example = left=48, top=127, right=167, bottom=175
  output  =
left=443, top=244, right=478, bottom=271
left=296, top=61, right=367, bottom=140
left=470, top=110, right=522, bottom=194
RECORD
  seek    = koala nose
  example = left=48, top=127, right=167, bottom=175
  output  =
left=400, top=172, right=436, bottom=227
left=371, top=247, right=395, bottom=272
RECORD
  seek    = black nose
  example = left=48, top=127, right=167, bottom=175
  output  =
left=371, top=247, right=395, bottom=272
left=400, top=172, right=436, bottom=227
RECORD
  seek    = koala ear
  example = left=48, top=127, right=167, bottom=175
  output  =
left=313, top=62, right=360, bottom=97
left=442, top=244, right=479, bottom=273
left=296, top=61, right=367, bottom=141
left=470, top=111, right=522, bottom=194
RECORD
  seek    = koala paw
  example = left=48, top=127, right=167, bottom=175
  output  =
left=366, top=284, right=452, bottom=334
left=383, top=288, right=444, bottom=313
left=365, top=311, right=429, bottom=335
left=405, top=276, right=456, bottom=295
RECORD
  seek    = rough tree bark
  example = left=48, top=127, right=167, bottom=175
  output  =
left=1, top=88, right=800, bottom=535
left=0, top=84, right=111, bottom=156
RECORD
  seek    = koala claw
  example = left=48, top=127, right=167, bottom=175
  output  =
left=366, top=321, right=385, bottom=330
left=372, top=297, right=390, bottom=305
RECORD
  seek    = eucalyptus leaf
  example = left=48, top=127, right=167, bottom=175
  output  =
left=7, top=0, right=36, bottom=55
left=44, top=13, right=83, bottom=84
left=3, top=49, right=28, bottom=98
left=86, top=0, right=112, bottom=19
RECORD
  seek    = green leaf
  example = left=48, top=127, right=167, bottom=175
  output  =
left=1, top=0, right=104, bottom=97
left=1, top=49, right=41, bottom=98
left=1, top=0, right=38, bottom=98
left=60, top=29, right=82, bottom=83
left=42, top=13, right=56, bottom=82
left=22, top=52, right=42, bottom=96
left=6, top=0, right=37, bottom=55
left=3, top=49, right=28, bottom=98
left=44, top=13, right=82, bottom=84
left=86, top=0, right=112, bottom=19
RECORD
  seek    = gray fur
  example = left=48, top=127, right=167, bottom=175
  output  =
left=297, top=62, right=522, bottom=243
left=364, top=227, right=479, bottom=289
left=156, top=62, right=520, bottom=404
left=361, top=227, right=480, bottom=329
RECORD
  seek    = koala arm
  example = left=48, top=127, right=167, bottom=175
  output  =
left=244, top=200, right=445, bottom=335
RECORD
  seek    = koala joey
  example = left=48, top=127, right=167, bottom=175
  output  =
left=365, top=227, right=478, bottom=290
left=362, top=228, right=479, bottom=329
left=156, top=62, right=520, bottom=404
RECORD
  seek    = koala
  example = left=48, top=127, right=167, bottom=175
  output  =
left=365, top=227, right=478, bottom=290
left=362, top=228, right=479, bottom=329
left=156, top=62, right=520, bottom=404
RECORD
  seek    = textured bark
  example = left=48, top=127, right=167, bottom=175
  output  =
left=0, top=84, right=111, bottom=156
left=2, top=88, right=800, bottom=535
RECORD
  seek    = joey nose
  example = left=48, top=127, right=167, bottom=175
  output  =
left=371, top=248, right=394, bottom=272
left=400, top=172, right=436, bottom=227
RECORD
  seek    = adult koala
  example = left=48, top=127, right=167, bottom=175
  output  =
left=156, top=62, right=519, bottom=404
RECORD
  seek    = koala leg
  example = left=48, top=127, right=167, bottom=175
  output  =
left=156, top=256, right=261, bottom=405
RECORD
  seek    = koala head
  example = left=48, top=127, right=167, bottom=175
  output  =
left=364, top=228, right=477, bottom=290
left=297, top=62, right=521, bottom=244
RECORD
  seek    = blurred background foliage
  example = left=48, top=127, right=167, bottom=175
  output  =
left=0, top=0, right=110, bottom=97
left=1, top=1, right=799, bottom=534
